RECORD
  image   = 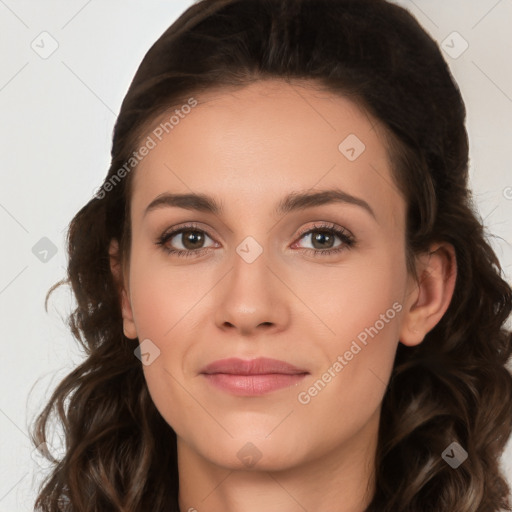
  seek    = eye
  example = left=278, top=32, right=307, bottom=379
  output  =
left=156, top=223, right=217, bottom=258
left=155, top=221, right=356, bottom=259
left=292, top=222, right=356, bottom=257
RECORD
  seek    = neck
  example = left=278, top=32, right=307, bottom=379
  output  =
left=177, top=410, right=379, bottom=512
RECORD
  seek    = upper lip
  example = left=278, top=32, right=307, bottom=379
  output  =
left=200, top=357, right=309, bottom=375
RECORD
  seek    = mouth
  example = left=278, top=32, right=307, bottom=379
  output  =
left=200, top=357, right=309, bottom=396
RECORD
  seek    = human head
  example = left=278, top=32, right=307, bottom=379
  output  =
left=32, top=1, right=512, bottom=510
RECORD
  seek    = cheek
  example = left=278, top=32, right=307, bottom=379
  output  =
left=294, top=250, right=405, bottom=411
left=129, top=252, right=207, bottom=340
left=127, top=255, right=211, bottom=435
left=294, top=290, right=401, bottom=451
left=294, top=244, right=406, bottom=348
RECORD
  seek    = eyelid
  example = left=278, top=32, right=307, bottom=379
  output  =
left=159, top=221, right=214, bottom=239
left=294, top=221, right=354, bottom=240
left=157, top=221, right=352, bottom=242
left=289, top=222, right=356, bottom=254
left=157, top=221, right=219, bottom=247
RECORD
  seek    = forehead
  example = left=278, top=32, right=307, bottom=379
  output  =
left=131, top=79, right=404, bottom=228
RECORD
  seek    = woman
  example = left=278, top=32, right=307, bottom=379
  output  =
left=30, top=0, right=512, bottom=510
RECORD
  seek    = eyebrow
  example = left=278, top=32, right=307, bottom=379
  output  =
left=143, top=188, right=376, bottom=220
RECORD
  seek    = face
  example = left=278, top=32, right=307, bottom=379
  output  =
left=115, top=79, right=423, bottom=472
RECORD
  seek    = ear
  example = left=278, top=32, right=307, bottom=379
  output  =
left=399, top=242, right=457, bottom=347
left=109, top=239, right=138, bottom=340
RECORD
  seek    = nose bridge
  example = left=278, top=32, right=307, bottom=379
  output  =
left=213, top=233, right=290, bottom=334
left=235, top=234, right=266, bottom=266
left=229, top=234, right=274, bottom=308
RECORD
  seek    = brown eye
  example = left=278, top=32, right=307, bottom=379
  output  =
left=294, top=223, right=355, bottom=256
left=305, top=230, right=338, bottom=250
left=156, top=224, right=217, bottom=258
left=177, top=230, right=206, bottom=250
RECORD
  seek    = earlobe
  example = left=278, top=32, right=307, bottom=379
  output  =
left=109, top=239, right=138, bottom=340
left=399, top=243, right=457, bottom=347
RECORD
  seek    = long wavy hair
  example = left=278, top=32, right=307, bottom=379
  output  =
left=30, top=0, right=512, bottom=510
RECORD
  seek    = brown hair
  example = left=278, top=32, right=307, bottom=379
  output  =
left=30, top=0, right=512, bottom=510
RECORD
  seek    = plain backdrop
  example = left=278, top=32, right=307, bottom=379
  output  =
left=0, top=1, right=511, bottom=510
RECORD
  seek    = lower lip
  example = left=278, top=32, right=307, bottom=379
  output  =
left=202, top=373, right=308, bottom=396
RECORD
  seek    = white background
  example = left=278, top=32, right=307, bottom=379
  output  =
left=0, top=1, right=511, bottom=510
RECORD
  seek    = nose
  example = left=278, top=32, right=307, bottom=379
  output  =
left=213, top=249, right=291, bottom=337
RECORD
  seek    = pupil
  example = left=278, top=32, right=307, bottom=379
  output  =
left=183, top=230, right=203, bottom=249
left=313, top=231, right=333, bottom=249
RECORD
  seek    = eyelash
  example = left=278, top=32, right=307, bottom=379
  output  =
left=155, top=221, right=356, bottom=259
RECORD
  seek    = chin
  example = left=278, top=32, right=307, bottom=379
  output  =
left=194, top=432, right=308, bottom=472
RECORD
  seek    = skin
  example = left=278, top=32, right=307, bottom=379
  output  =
left=109, top=79, right=456, bottom=512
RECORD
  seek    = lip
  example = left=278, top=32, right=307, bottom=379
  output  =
left=200, top=357, right=309, bottom=396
